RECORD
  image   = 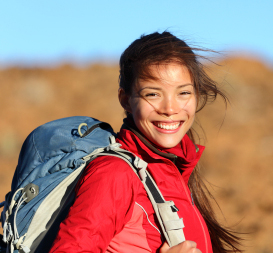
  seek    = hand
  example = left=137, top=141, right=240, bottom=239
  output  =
left=160, top=241, right=202, bottom=253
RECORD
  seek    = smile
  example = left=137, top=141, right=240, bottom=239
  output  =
left=154, top=122, right=181, bottom=130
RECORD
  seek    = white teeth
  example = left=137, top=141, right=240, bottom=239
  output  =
left=157, top=123, right=180, bottom=130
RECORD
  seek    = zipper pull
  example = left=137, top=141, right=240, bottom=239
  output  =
left=171, top=205, right=179, bottom=212
left=191, top=192, right=194, bottom=205
left=173, top=155, right=177, bottom=165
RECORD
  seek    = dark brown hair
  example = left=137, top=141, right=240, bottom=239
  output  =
left=119, top=31, right=242, bottom=253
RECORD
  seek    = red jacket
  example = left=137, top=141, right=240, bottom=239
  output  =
left=50, top=126, right=213, bottom=253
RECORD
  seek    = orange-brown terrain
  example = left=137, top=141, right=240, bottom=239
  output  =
left=0, top=57, right=272, bottom=252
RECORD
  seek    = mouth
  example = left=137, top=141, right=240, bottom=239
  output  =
left=153, top=121, right=182, bottom=131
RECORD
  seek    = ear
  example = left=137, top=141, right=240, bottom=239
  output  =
left=118, top=88, right=132, bottom=113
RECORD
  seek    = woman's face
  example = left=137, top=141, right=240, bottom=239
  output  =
left=124, top=63, right=197, bottom=148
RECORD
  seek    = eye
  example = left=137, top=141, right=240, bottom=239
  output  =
left=179, top=91, right=191, bottom=96
left=144, top=92, right=159, bottom=97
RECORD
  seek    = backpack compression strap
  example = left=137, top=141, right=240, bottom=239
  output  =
left=91, top=147, right=186, bottom=247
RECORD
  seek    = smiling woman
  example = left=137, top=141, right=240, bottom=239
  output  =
left=119, top=64, right=196, bottom=148
left=50, top=32, right=242, bottom=253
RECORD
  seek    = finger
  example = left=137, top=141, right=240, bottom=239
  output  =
left=159, top=242, right=170, bottom=253
left=170, top=240, right=198, bottom=253
left=182, top=240, right=197, bottom=249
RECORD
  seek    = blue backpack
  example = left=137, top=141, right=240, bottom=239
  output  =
left=0, top=116, right=185, bottom=253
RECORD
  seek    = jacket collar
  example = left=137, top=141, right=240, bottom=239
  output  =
left=119, top=116, right=205, bottom=170
left=121, top=118, right=178, bottom=163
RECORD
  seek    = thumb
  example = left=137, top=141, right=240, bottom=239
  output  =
left=159, top=242, right=170, bottom=253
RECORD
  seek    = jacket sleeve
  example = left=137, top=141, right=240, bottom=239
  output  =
left=49, top=155, right=138, bottom=253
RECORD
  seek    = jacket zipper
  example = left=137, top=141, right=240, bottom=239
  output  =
left=177, top=170, right=208, bottom=253
left=166, top=160, right=209, bottom=253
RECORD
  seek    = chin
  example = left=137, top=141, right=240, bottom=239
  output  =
left=152, top=139, right=181, bottom=149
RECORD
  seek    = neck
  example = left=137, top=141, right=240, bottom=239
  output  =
left=122, top=117, right=178, bottom=163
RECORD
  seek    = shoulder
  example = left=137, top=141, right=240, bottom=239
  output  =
left=86, top=154, right=135, bottom=175
left=77, top=154, right=140, bottom=190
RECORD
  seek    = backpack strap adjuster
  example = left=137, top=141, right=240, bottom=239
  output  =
left=133, top=157, right=148, bottom=181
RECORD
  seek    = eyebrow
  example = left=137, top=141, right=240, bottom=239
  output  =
left=139, top=83, right=194, bottom=92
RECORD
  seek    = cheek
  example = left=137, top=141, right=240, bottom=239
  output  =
left=134, top=104, right=150, bottom=124
left=129, top=99, right=146, bottom=127
left=184, top=98, right=197, bottom=117
left=130, top=98, right=154, bottom=118
left=129, top=98, right=141, bottom=116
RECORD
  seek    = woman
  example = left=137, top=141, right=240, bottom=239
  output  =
left=50, top=32, right=241, bottom=253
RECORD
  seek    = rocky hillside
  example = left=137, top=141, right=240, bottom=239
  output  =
left=0, top=57, right=272, bottom=252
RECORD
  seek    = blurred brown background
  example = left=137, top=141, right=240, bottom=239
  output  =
left=0, top=56, right=272, bottom=252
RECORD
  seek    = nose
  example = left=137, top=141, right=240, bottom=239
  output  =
left=156, top=97, right=181, bottom=117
